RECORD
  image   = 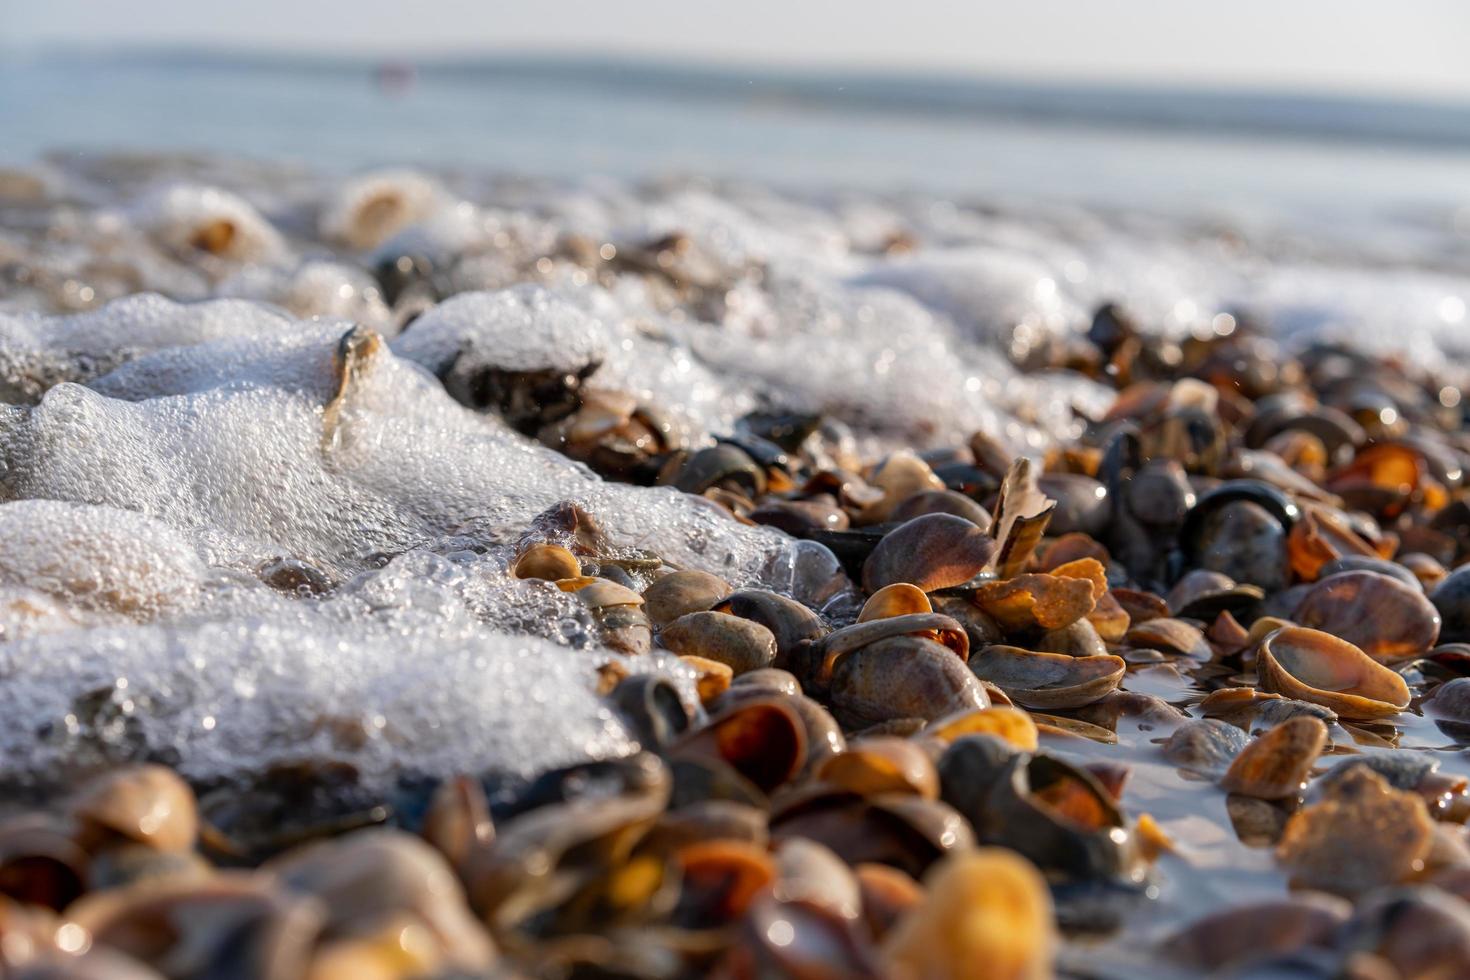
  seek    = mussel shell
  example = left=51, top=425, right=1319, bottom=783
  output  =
left=972, top=754, right=1134, bottom=881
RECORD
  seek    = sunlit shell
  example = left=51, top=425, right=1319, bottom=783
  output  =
left=858, top=583, right=933, bottom=622
left=1257, top=626, right=1410, bottom=720
left=1218, top=716, right=1328, bottom=800
left=682, top=655, right=734, bottom=704
left=1276, top=767, right=1433, bottom=896
left=926, top=706, right=1039, bottom=751
left=863, top=514, right=997, bottom=594
left=511, top=543, right=581, bottom=581
left=968, top=647, right=1125, bottom=710
left=816, top=737, right=940, bottom=800
left=883, top=848, right=1055, bottom=980
left=70, top=764, right=199, bottom=853
left=860, top=450, right=946, bottom=524
left=970, top=573, right=1096, bottom=633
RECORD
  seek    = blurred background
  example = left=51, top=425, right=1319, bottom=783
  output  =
left=3, top=0, right=1469, bottom=224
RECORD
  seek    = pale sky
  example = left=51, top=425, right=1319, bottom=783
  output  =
left=4, top=0, right=1469, bottom=102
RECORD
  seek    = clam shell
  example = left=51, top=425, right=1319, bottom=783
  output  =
left=641, top=570, right=730, bottom=628
left=1292, top=570, right=1441, bottom=662
left=1257, top=626, right=1410, bottom=720
left=1217, top=716, right=1328, bottom=800
left=660, top=611, right=778, bottom=675
left=862, top=514, right=997, bottom=594
left=968, top=647, right=1125, bottom=710
left=970, top=573, right=1096, bottom=633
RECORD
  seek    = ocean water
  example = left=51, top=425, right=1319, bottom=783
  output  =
left=4, top=50, right=1470, bottom=233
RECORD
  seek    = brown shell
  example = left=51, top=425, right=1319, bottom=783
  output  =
left=970, top=573, right=1096, bottom=633
left=660, top=611, right=778, bottom=675
left=642, top=569, right=731, bottom=627
left=1291, top=570, right=1441, bottom=662
left=968, top=647, right=1125, bottom=710
left=1256, top=626, right=1410, bottom=720
left=1218, top=716, right=1328, bottom=800
left=862, top=514, right=998, bottom=594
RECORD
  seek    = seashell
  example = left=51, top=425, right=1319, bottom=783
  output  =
left=889, top=489, right=992, bottom=528
left=671, top=444, right=766, bottom=498
left=68, top=873, right=323, bottom=977
left=673, top=696, right=808, bottom=795
left=1161, top=718, right=1249, bottom=778
left=969, top=573, right=1096, bottom=634
left=1342, top=886, right=1470, bottom=980
left=883, top=848, right=1055, bottom=980
left=860, top=450, right=946, bottom=523
left=730, top=896, right=885, bottom=978
left=682, top=655, right=734, bottom=704
left=1432, top=565, right=1470, bottom=644
left=1034, top=618, right=1109, bottom=658
left=659, top=611, right=777, bottom=675
left=269, top=830, right=496, bottom=970
left=1276, top=767, right=1434, bottom=897
left=926, top=706, right=1039, bottom=750
left=816, top=737, right=940, bottom=800
left=858, top=583, right=932, bottom=622
left=856, top=863, right=925, bottom=943
left=968, top=647, right=1125, bottom=710
left=1218, top=717, right=1328, bottom=800
left=609, top=675, right=692, bottom=751
left=674, top=839, right=776, bottom=927
left=69, top=764, right=198, bottom=854
left=725, top=667, right=802, bottom=699
left=711, top=590, right=827, bottom=667
left=1288, top=502, right=1383, bottom=582
left=1037, top=474, right=1109, bottom=538
left=320, top=170, right=440, bottom=250
left=0, top=816, right=87, bottom=911
left=420, top=775, right=494, bottom=874
left=646, top=567, right=732, bottom=628
left=862, top=514, right=997, bottom=594
left=1160, top=894, right=1351, bottom=972
left=1110, top=587, right=1170, bottom=625
left=511, top=543, right=581, bottom=581
left=1123, top=617, right=1213, bottom=660
left=770, top=789, right=975, bottom=881
left=1180, top=480, right=1297, bottom=591
left=772, top=838, right=862, bottom=920
left=986, top=458, right=1057, bottom=580
left=804, top=613, right=969, bottom=690
left=1292, top=570, right=1441, bottom=662
left=1166, top=569, right=1265, bottom=621
left=826, top=636, right=989, bottom=729
left=1320, top=555, right=1422, bottom=591
left=639, top=800, right=768, bottom=858
left=1257, top=626, right=1410, bottom=720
